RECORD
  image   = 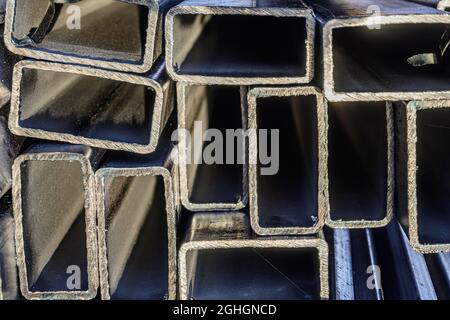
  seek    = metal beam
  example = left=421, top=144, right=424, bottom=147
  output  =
left=247, top=86, right=327, bottom=235
left=178, top=212, right=329, bottom=300
left=95, top=121, right=178, bottom=300
left=326, top=101, right=394, bottom=228
left=4, top=0, right=180, bottom=72
left=166, top=0, right=315, bottom=85
left=9, top=58, right=173, bottom=154
left=12, top=143, right=103, bottom=299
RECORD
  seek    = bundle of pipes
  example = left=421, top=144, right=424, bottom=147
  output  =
left=0, top=0, right=449, bottom=301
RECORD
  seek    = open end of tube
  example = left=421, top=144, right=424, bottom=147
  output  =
left=256, top=95, right=318, bottom=228
left=12, top=0, right=149, bottom=64
left=20, top=160, right=88, bottom=292
left=185, top=85, right=243, bottom=205
left=332, top=24, right=450, bottom=93
left=173, top=14, right=307, bottom=78
left=416, top=108, right=450, bottom=244
left=103, top=175, right=168, bottom=300
left=328, top=101, right=388, bottom=222
left=19, top=68, right=156, bottom=146
left=185, top=247, right=320, bottom=300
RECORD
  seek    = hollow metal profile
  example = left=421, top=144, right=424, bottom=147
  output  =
left=326, top=101, right=394, bottom=228
left=0, top=197, right=19, bottom=300
left=178, top=212, right=329, bottom=300
left=95, top=125, right=178, bottom=300
left=247, top=86, right=328, bottom=235
left=4, top=0, right=180, bottom=73
left=165, top=0, right=315, bottom=85
left=0, top=0, right=5, bottom=24
left=406, top=0, right=450, bottom=10
left=9, top=59, right=173, bottom=154
left=426, top=252, right=450, bottom=299
left=308, top=0, right=450, bottom=102
left=12, top=143, right=102, bottom=299
left=177, top=82, right=247, bottom=211
left=396, top=100, right=450, bottom=253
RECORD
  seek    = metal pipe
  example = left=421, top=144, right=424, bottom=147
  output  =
left=178, top=212, right=329, bottom=300
left=247, top=86, right=327, bottom=235
left=177, top=82, right=247, bottom=211
left=9, top=58, right=173, bottom=154
left=307, top=0, right=450, bottom=102
left=4, top=0, right=180, bottom=72
left=165, top=0, right=315, bottom=85
left=0, top=194, right=19, bottom=300
left=12, top=142, right=103, bottom=299
left=326, top=101, right=394, bottom=228
left=396, top=100, right=450, bottom=253
left=95, top=121, right=178, bottom=300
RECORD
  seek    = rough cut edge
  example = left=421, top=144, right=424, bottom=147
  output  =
left=3, top=0, right=159, bottom=73
left=165, top=5, right=315, bottom=85
left=9, top=60, right=165, bottom=154
left=179, top=238, right=329, bottom=300
left=323, top=15, right=450, bottom=102
left=438, top=0, right=450, bottom=10
left=407, top=100, right=450, bottom=254
left=325, top=102, right=395, bottom=229
left=95, top=165, right=177, bottom=300
left=247, top=86, right=328, bottom=236
left=12, top=152, right=98, bottom=300
left=177, top=82, right=248, bottom=212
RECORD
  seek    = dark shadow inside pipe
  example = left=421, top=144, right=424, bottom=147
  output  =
left=328, top=101, right=388, bottom=222
left=12, top=0, right=149, bottom=63
left=333, top=24, right=450, bottom=92
left=416, top=108, right=450, bottom=244
left=103, top=175, right=168, bottom=300
left=256, top=95, right=318, bottom=228
left=186, top=247, right=320, bottom=300
left=20, top=160, right=88, bottom=292
left=174, top=14, right=307, bottom=78
left=19, top=68, right=156, bottom=146
left=186, top=85, right=244, bottom=204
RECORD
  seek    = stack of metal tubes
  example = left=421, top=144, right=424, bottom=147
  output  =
left=0, top=0, right=450, bottom=300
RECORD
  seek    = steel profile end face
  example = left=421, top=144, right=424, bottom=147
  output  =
left=177, top=82, right=248, bottom=211
left=165, top=0, right=315, bottom=85
left=248, top=86, right=328, bottom=235
left=326, top=101, right=394, bottom=229
left=12, top=144, right=100, bottom=300
left=95, top=144, right=177, bottom=300
left=9, top=59, right=173, bottom=154
left=4, top=0, right=168, bottom=73
left=396, top=100, right=450, bottom=254
left=178, top=212, right=329, bottom=300
left=311, top=0, right=450, bottom=102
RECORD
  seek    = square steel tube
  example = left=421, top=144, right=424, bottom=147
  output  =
left=177, top=82, right=247, bottom=211
left=95, top=132, right=178, bottom=300
left=248, top=86, right=327, bottom=235
left=12, top=143, right=102, bottom=299
left=308, top=0, right=450, bottom=101
left=396, top=100, right=450, bottom=253
left=4, top=0, right=179, bottom=72
left=326, top=101, right=394, bottom=228
left=9, top=59, right=173, bottom=154
left=179, top=212, right=329, bottom=300
left=406, top=0, right=450, bottom=10
left=166, top=0, right=315, bottom=85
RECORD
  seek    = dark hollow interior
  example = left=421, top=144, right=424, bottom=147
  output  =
left=328, top=101, right=388, bottom=222
left=12, top=0, right=149, bottom=63
left=19, top=68, right=155, bottom=146
left=21, top=160, right=88, bottom=292
left=187, top=86, right=244, bottom=205
left=186, top=247, right=321, bottom=300
left=104, top=175, right=168, bottom=300
left=175, top=14, right=307, bottom=78
left=256, top=95, right=318, bottom=228
left=333, top=24, right=450, bottom=93
left=416, top=108, right=450, bottom=244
